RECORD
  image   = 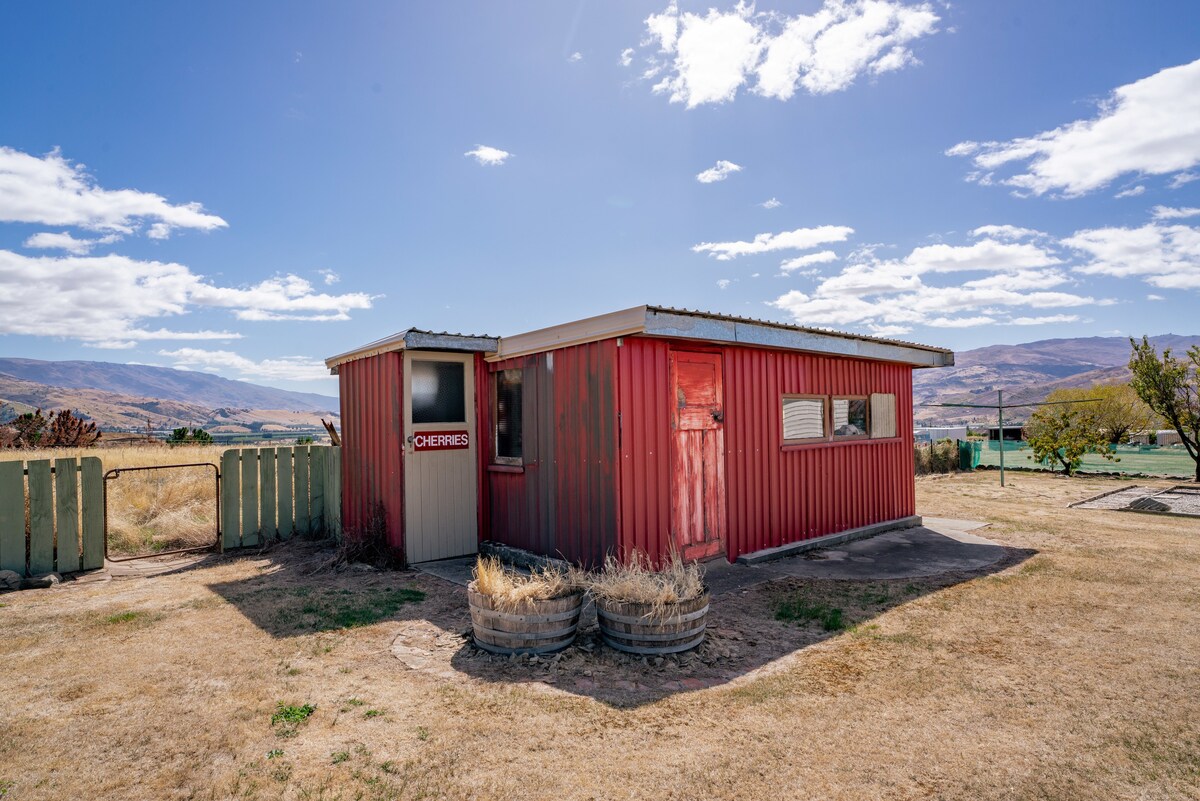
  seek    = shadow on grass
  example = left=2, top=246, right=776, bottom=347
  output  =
left=201, top=535, right=1035, bottom=708
left=205, top=542, right=431, bottom=637
left=443, top=537, right=1037, bottom=708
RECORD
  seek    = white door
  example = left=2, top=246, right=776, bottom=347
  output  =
left=403, top=352, right=478, bottom=562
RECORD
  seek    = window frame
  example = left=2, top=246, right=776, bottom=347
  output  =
left=491, top=367, right=523, bottom=467
left=781, top=393, right=829, bottom=444
left=830, top=395, right=870, bottom=441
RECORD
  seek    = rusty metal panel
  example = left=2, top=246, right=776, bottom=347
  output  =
left=338, top=352, right=404, bottom=554
left=617, top=336, right=915, bottom=563
left=484, top=341, right=619, bottom=566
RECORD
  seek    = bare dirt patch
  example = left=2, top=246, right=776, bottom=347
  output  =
left=1, top=472, right=1199, bottom=800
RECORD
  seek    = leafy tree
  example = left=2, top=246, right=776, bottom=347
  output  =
left=1129, top=336, right=1200, bottom=481
left=1046, top=384, right=1160, bottom=445
left=167, top=427, right=214, bottom=445
left=1025, top=395, right=1116, bottom=476
left=0, top=408, right=100, bottom=449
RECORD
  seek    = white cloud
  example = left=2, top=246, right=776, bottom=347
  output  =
left=693, top=224, right=853, bottom=260
left=23, top=230, right=120, bottom=255
left=0, top=146, right=227, bottom=236
left=318, top=269, right=340, bottom=285
left=568, top=52, right=583, bottom=63
left=159, top=348, right=332, bottom=383
left=760, top=197, right=782, bottom=209
left=0, top=250, right=374, bottom=347
left=969, top=224, right=1045, bottom=241
left=1065, top=221, right=1200, bottom=289
left=1152, top=205, right=1200, bottom=220
left=1170, top=171, right=1199, bottom=188
left=948, top=58, right=1200, bottom=197
left=696, top=160, right=743, bottom=183
left=780, top=250, right=839, bottom=273
left=465, top=145, right=512, bottom=166
left=637, top=0, right=939, bottom=108
left=619, top=48, right=634, bottom=67
left=1147, top=294, right=1166, bottom=301
left=1114, top=185, right=1146, bottom=199
left=1009, top=314, right=1081, bottom=325
left=768, top=234, right=1097, bottom=331
left=716, top=278, right=732, bottom=289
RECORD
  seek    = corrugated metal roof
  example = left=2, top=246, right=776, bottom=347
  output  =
left=325, top=328, right=499, bottom=372
left=644, top=305, right=952, bottom=355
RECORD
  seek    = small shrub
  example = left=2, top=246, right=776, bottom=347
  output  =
left=775, top=595, right=847, bottom=631
left=271, top=703, right=315, bottom=737
left=331, top=751, right=350, bottom=764
left=587, top=550, right=705, bottom=619
left=415, top=726, right=431, bottom=742
left=103, top=611, right=143, bottom=625
left=364, top=709, right=384, bottom=719
left=266, top=749, right=284, bottom=760
left=471, top=556, right=582, bottom=611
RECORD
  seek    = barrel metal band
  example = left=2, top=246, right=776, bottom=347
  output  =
left=596, top=603, right=710, bottom=627
left=471, top=605, right=582, bottom=624
left=600, top=632, right=706, bottom=655
left=601, top=621, right=707, bottom=642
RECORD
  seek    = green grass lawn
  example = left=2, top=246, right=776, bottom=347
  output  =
left=977, top=442, right=1195, bottom=476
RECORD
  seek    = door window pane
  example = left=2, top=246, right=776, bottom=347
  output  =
left=411, top=360, right=465, bottom=423
left=782, top=397, right=826, bottom=440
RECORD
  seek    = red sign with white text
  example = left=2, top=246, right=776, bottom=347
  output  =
left=412, top=430, right=470, bottom=451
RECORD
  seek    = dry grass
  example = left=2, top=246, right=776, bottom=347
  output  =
left=471, top=556, right=581, bottom=611
left=1, top=471, right=1199, bottom=800
left=1, top=444, right=224, bottom=554
left=588, top=551, right=705, bottom=617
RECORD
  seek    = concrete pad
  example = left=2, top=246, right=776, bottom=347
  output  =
left=413, top=556, right=476, bottom=587
left=764, top=526, right=1007, bottom=581
left=921, top=517, right=992, bottom=533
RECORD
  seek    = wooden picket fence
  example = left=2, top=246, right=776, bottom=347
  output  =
left=0, top=457, right=105, bottom=577
left=219, top=445, right=342, bottom=549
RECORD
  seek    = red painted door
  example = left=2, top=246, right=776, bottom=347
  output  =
left=669, top=351, right=726, bottom=561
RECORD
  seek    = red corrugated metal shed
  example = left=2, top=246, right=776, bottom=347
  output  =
left=616, top=336, right=914, bottom=562
left=337, top=352, right=405, bottom=550
left=328, top=307, right=952, bottom=565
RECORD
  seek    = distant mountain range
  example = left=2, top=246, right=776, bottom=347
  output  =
left=914, top=334, right=1200, bottom=425
left=0, top=358, right=338, bottom=435
left=0, top=358, right=336, bottom=412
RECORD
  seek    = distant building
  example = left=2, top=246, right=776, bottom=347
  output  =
left=914, top=426, right=968, bottom=443
left=984, top=424, right=1025, bottom=441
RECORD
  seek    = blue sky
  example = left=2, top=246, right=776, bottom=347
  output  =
left=1, top=1, right=1198, bottom=395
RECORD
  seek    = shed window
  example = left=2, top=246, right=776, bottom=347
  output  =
left=411, top=360, right=465, bottom=424
left=493, top=369, right=523, bottom=465
left=870, top=393, right=897, bottom=438
left=782, top=396, right=826, bottom=441
left=832, top=397, right=868, bottom=438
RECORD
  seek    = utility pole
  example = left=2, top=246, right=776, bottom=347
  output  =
left=998, top=389, right=1005, bottom=487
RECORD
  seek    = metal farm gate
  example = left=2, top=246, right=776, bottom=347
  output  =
left=0, top=446, right=341, bottom=576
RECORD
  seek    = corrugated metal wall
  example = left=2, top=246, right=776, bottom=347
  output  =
left=338, top=352, right=405, bottom=553
left=486, top=340, right=620, bottom=565
left=617, top=336, right=915, bottom=562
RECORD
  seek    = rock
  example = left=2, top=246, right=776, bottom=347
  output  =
left=350, top=562, right=377, bottom=572
left=0, top=569, right=21, bottom=592
left=19, top=573, right=61, bottom=590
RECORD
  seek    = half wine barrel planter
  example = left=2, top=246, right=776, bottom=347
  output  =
left=468, top=582, right=585, bottom=655
left=596, top=593, right=710, bottom=655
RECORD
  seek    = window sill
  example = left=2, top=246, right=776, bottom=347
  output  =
left=781, top=436, right=902, bottom=453
left=487, top=464, right=524, bottom=474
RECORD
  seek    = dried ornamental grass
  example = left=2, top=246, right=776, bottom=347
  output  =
left=587, top=550, right=705, bottom=619
left=470, top=556, right=583, bottom=612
